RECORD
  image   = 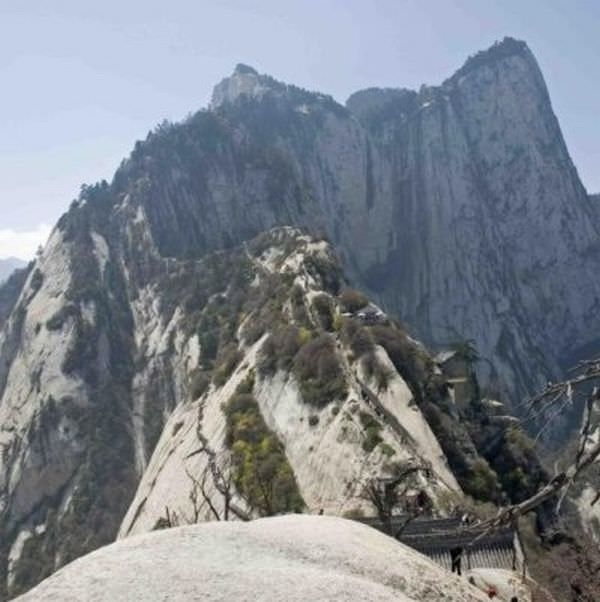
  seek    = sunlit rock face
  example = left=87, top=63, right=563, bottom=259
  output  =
left=17, top=516, right=492, bottom=602
left=211, top=63, right=269, bottom=107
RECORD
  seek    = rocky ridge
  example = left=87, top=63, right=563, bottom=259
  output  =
left=0, top=218, right=542, bottom=598
left=19, top=516, right=506, bottom=602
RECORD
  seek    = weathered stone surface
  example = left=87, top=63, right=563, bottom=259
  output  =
left=17, top=515, right=490, bottom=602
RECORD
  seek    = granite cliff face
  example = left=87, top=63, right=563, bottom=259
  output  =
left=0, top=37, right=598, bottom=598
left=113, top=39, right=600, bottom=409
left=347, top=40, right=600, bottom=407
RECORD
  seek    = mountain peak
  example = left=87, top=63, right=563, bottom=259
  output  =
left=211, top=64, right=279, bottom=108
left=209, top=65, right=345, bottom=117
left=234, top=63, right=258, bottom=76
left=445, top=36, right=535, bottom=86
left=347, top=38, right=536, bottom=122
left=0, top=256, right=27, bottom=283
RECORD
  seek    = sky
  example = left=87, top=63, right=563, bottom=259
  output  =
left=0, top=0, right=598, bottom=259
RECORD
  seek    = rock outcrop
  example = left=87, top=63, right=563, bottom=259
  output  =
left=17, top=515, right=494, bottom=602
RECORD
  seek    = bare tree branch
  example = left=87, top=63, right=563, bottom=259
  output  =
left=470, top=373, right=600, bottom=536
left=188, top=401, right=250, bottom=522
left=524, top=357, right=600, bottom=414
left=361, top=463, right=431, bottom=534
left=186, top=466, right=220, bottom=522
left=184, top=453, right=251, bottom=523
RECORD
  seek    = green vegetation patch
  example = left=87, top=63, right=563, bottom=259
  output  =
left=463, top=459, right=501, bottom=501
left=258, top=325, right=303, bottom=376
left=8, top=526, right=55, bottom=598
left=311, top=293, right=334, bottom=331
left=362, top=352, right=393, bottom=391
left=370, top=324, right=434, bottom=404
left=339, top=288, right=369, bottom=313
left=341, top=318, right=374, bottom=358
left=379, top=442, right=396, bottom=457
left=291, top=284, right=311, bottom=327
left=304, top=253, right=341, bottom=294
left=293, top=334, right=347, bottom=407
left=212, top=343, right=243, bottom=387
left=359, top=411, right=383, bottom=453
left=223, top=379, right=304, bottom=516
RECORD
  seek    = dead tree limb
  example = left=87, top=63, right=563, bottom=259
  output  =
left=361, top=463, right=430, bottom=535
left=187, top=401, right=250, bottom=522
left=472, top=366, right=600, bottom=535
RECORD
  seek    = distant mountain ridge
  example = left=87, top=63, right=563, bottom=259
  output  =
left=0, top=258, right=26, bottom=284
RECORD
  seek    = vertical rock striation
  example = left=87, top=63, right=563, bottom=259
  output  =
left=117, top=37, right=600, bottom=408
left=347, top=38, right=600, bottom=407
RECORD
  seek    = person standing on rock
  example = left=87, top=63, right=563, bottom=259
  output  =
left=450, top=546, right=463, bottom=575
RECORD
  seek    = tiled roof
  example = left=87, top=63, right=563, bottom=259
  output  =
left=354, top=516, right=520, bottom=572
left=356, top=516, right=514, bottom=553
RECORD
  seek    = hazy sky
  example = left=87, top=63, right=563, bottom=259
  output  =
left=1, top=0, right=598, bottom=259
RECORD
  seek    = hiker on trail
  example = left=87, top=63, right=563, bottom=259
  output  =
left=450, top=546, right=463, bottom=575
